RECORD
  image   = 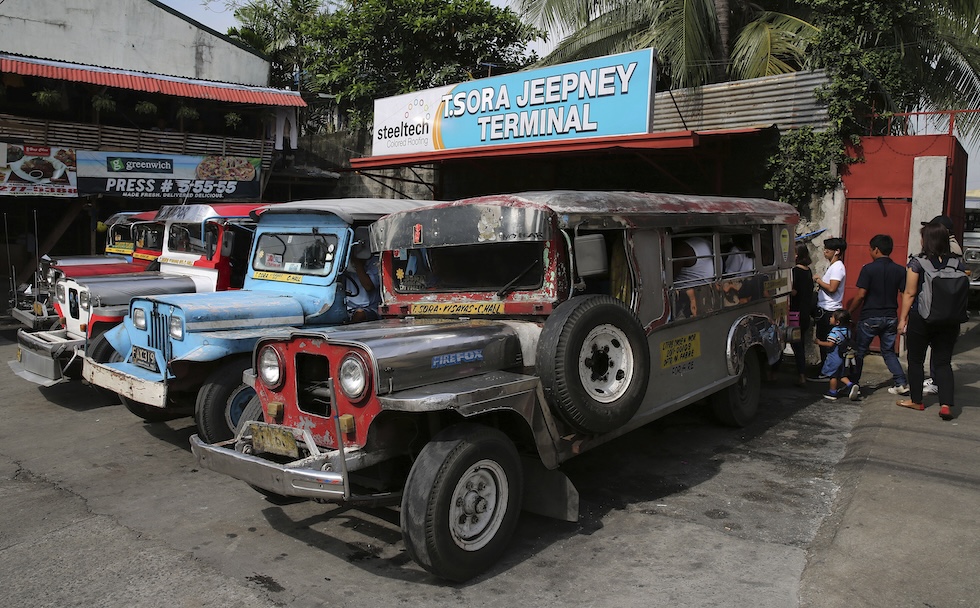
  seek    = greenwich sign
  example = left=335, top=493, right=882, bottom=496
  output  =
left=372, top=49, right=657, bottom=156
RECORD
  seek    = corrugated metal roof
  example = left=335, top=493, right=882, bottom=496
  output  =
left=653, top=70, right=829, bottom=132
left=0, top=53, right=306, bottom=108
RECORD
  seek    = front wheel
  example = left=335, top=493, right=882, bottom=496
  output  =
left=196, top=358, right=252, bottom=444
left=400, top=424, right=523, bottom=582
left=710, top=350, right=762, bottom=427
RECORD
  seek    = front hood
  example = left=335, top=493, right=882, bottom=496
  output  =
left=284, top=318, right=526, bottom=394
left=82, top=273, right=200, bottom=307
left=144, top=290, right=310, bottom=332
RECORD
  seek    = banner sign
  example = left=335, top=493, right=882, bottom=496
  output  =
left=372, top=49, right=657, bottom=156
left=76, top=151, right=261, bottom=200
left=0, top=143, right=78, bottom=196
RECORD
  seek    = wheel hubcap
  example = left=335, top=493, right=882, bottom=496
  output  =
left=449, top=459, right=508, bottom=551
left=579, top=323, right=634, bottom=403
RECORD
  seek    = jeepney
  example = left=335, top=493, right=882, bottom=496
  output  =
left=10, top=211, right=161, bottom=330
left=10, top=203, right=262, bottom=388
left=190, top=190, right=798, bottom=581
left=82, top=199, right=433, bottom=443
left=963, top=197, right=980, bottom=300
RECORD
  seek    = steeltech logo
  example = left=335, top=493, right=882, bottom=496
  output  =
left=106, top=157, right=175, bottom=173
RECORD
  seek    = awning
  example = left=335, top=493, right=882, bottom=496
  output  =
left=1, top=53, right=306, bottom=108
left=348, top=128, right=765, bottom=170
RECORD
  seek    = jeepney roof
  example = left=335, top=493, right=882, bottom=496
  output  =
left=155, top=202, right=268, bottom=223
left=454, top=191, right=798, bottom=228
left=252, top=198, right=439, bottom=224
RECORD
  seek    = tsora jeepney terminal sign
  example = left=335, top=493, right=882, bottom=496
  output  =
left=372, top=49, right=657, bottom=156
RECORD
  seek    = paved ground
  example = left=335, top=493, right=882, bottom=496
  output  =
left=0, top=319, right=977, bottom=607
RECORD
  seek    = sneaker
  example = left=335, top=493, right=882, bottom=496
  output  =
left=848, top=383, right=861, bottom=401
left=887, top=384, right=910, bottom=395
left=823, top=390, right=839, bottom=401
left=807, top=375, right=830, bottom=382
left=939, top=405, right=953, bottom=420
left=923, top=378, right=939, bottom=395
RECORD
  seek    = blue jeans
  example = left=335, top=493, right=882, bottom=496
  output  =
left=853, top=316, right=907, bottom=386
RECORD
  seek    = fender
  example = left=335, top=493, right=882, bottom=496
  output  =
left=104, top=323, right=132, bottom=358
left=723, top=313, right=782, bottom=377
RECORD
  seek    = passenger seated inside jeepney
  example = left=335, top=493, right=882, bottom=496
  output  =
left=672, top=236, right=714, bottom=318
left=344, top=226, right=380, bottom=322
left=722, top=234, right=755, bottom=275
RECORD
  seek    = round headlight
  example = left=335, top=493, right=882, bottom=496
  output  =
left=79, top=289, right=90, bottom=311
left=55, top=282, right=66, bottom=304
left=132, top=308, right=147, bottom=330
left=169, top=316, right=184, bottom=341
left=258, top=346, right=284, bottom=389
left=338, top=353, right=369, bottom=401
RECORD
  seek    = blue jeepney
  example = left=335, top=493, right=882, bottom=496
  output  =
left=82, top=198, right=432, bottom=443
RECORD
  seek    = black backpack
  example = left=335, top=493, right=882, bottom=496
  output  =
left=916, top=257, right=969, bottom=324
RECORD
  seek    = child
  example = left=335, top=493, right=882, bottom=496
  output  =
left=814, top=309, right=860, bottom=401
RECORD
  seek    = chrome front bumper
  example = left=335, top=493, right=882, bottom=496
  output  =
left=190, top=434, right=348, bottom=500
left=9, top=328, right=83, bottom=384
left=82, top=357, right=168, bottom=407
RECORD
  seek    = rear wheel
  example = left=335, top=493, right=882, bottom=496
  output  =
left=400, top=424, right=523, bottom=582
left=196, top=358, right=252, bottom=444
left=710, top=351, right=762, bottom=427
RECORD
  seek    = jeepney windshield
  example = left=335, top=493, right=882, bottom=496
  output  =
left=252, top=232, right=340, bottom=277
left=168, top=222, right=218, bottom=256
left=392, top=241, right=546, bottom=293
left=107, top=222, right=134, bottom=246
left=134, top=223, right=164, bottom=250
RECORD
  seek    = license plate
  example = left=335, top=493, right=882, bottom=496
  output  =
left=131, top=346, right=159, bottom=372
left=249, top=422, right=300, bottom=459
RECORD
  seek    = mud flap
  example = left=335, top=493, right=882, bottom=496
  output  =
left=520, top=457, right=579, bottom=522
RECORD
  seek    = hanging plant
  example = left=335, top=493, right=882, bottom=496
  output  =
left=135, top=100, right=158, bottom=115
left=92, top=92, right=116, bottom=113
left=224, top=112, right=243, bottom=129
left=175, top=103, right=199, bottom=121
left=32, top=88, right=62, bottom=107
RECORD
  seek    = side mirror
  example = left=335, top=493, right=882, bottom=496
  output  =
left=575, top=234, right=608, bottom=277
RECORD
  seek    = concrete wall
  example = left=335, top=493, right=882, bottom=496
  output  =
left=911, top=156, right=949, bottom=249
left=0, top=0, right=269, bottom=86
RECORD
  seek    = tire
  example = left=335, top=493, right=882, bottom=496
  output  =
left=88, top=333, right=117, bottom=362
left=536, top=295, right=650, bottom=434
left=195, top=357, right=252, bottom=444
left=400, top=424, right=523, bottom=582
left=710, top=350, right=762, bottom=427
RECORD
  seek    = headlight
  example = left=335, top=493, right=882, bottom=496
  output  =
left=133, top=308, right=147, bottom=330
left=169, top=316, right=184, bottom=340
left=55, top=282, right=66, bottom=304
left=79, top=289, right=90, bottom=311
left=258, top=346, right=284, bottom=390
left=338, top=353, right=369, bottom=402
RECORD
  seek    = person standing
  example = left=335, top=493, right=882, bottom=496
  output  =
left=896, top=223, right=964, bottom=420
left=847, top=234, right=908, bottom=395
left=810, top=237, right=847, bottom=376
left=789, top=242, right=814, bottom=386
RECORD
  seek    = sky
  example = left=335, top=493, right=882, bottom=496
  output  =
left=158, top=0, right=979, bottom=193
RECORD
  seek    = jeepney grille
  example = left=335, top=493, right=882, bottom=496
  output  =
left=148, top=309, right=173, bottom=362
left=68, top=288, right=80, bottom=320
left=296, top=353, right=332, bottom=417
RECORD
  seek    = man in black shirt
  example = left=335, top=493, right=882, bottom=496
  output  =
left=848, top=234, right=909, bottom=395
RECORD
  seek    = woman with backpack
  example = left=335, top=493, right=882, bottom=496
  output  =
left=897, top=222, right=968, bottom=420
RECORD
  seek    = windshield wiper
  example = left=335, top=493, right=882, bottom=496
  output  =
left=496, top=258, right=541, bottom=298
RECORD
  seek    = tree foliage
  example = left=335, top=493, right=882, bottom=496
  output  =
left=303, top=0, right=543, bottom=127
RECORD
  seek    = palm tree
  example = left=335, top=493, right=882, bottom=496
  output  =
left=516, top=0, right=818, bottom=88
left=227, top=0, right=324, bottom=90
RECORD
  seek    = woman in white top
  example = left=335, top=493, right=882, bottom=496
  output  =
left=813, top=237, right=847, bottom=365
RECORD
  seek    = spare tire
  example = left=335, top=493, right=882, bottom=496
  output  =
left=536, top=295, right=650, bottom=434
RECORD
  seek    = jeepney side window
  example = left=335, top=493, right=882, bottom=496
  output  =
left=721, top=232, right=756, bottom=276
left=252, top=232, right=339, bottom=277
left=760, top=225, right=775, bottom=267
left=670, top=233, right=717, bottom=286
